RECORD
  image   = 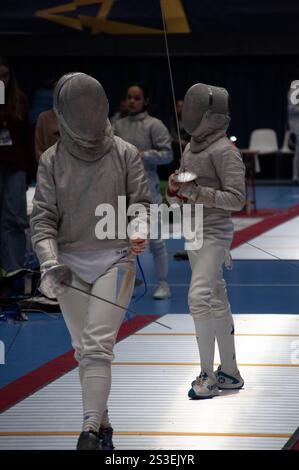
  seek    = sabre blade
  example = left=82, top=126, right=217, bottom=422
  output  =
left=63, top=282, right=172, bottom=330
left=159, top=0, right=183, bottom=163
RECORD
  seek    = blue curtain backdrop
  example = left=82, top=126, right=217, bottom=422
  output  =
left=2, top=1, right=299, bottom=148
left=8, top=54, right=297, bottom=149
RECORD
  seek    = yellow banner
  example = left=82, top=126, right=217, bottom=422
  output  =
left=35, top=0, right=190, bottom=34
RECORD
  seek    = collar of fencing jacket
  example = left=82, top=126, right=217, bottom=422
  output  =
left=182, top=83, right=231, bottom=153
left=127, top=110, right=148, bottom=121
left=53, top=72, right=113, bottom=162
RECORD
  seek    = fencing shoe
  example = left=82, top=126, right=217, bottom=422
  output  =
left=153, top=281, right=171, bottom=300
left=188, top=372, right=219, bottom=399
left=99, top=426, right=115, bottom=450
left=215, top=366, right=244, bottom=390
left=76, top=430, right=101, bottom=450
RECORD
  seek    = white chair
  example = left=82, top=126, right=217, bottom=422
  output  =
left=249, top=128, right=279, bottom=173
left=249, top=128, right=279, bottom=153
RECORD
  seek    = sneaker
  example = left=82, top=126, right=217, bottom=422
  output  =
left=188, top=372, right=219, bottom=399
left=98, top=426, right=115, bottom=450
left=153, top=281, right=171, bottom=300
left=173, top=251, right=188, bottom=261
left=215, top=366, right=244, bottom=390
left=76, top=430, right=102, bottom=450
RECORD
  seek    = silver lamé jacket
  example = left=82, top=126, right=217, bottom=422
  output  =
left=30, top=136, right=152, bottom=265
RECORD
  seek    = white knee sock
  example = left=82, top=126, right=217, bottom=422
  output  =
left=100, top=409, right=111, bottom=429
left=213, top=313, right=238, bottom=375
left=193, top=316, right=216, bottom=379
left=79, top=357, right=111, bottom=433
left=78, top=366, right=111, bottom=429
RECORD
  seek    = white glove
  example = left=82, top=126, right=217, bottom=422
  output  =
left=39, top=260, right=72, bottom=299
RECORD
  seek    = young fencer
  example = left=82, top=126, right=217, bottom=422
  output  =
left=167, top=83, right=245, bottom=399
left=31, top=73, right=151, bottom=449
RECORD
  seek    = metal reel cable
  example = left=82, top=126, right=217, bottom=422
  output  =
left=159, top=0, right=183, bottom=162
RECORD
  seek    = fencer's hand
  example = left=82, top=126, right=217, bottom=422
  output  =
left=168, top=171, right=182, bottom=195
left=130, top=237, right=147, bottom=255
left=177, top=181, right=198, bottom=202
left=138, top=151, right=145, bottom=159
left=39, top=261, right=72, bottom=299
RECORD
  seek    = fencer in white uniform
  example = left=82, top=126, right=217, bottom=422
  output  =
left=30, top=73, right=152, bottom=448
left=167, top=83, right=246, bottom=399
left=114, top=84, right=173, bottom=300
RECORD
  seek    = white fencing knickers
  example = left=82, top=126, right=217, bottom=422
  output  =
left=58, top=261, right=135, bottom=432
left=187, top=219, right=239, bottom=379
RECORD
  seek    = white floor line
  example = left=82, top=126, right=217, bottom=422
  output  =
left=232, top=215, right=299, bottom=260
left=146, top=283, right=299, bottom=287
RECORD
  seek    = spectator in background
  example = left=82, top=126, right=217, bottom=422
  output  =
left=158, top=99, right=190, bottom=181
left=110, top=97, right=128, bottom=126
left=35, top=107, right=59, bottom=161
left=29, top=78, right=56, bottom=126
left=0, top=57, right=34, bottom=275
left=114, top=83, right=173, bottom=300
left=33, top=79, right=59, bottom=161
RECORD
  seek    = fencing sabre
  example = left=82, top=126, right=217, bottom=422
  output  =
left=35, top=264, right=171, bottom=330
left=62, top=281, right=171, bottom=330
left=159, top=0, right=197, bottom=184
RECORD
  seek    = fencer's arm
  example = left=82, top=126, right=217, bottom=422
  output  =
left=209, top=147, right=246, bottom=211
left=126, top=145, right=153, bottom=239
left=30, top=150, right=59, bottom=266
left=179, top=148, right=246, bottom=212
left=142, top=121, right=173, bottom=165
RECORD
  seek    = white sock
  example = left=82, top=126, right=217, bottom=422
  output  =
left=100, top=409, right=111, bottom=429
left=213, top=314, right=238, bottom=375
left=193, top=316, right=216, bottom=379
left=79, top=357, right=111, bottom=433
left=78, top=366, right=111, bottom=430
